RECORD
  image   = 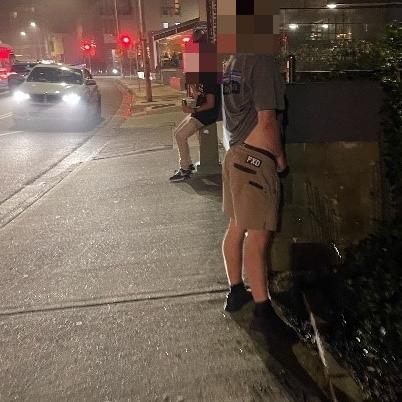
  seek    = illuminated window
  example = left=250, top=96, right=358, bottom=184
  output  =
left=161, top=0, right=180, bottom=16
left=174, top=0, right=180, bottom=15
left=163, top=22, right=169, bottom=28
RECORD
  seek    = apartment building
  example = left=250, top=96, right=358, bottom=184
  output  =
left=79, top=0, right=199, bottom=72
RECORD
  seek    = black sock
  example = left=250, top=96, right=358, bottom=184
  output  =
left=254, top=299, right=273, bottom=316
left=230, top=281, right=245, bottom=293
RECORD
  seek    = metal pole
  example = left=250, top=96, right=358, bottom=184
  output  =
left=113, top=0, right=124, bottom=76
left=138, top=0, right=153, bottom=102
left=286, top=54, right=296, bottom=83
left=135, top=44, right=141, bottom=91
left=113, top=0, right=120, bottom=36
left=37, top=31, right=42, bottom=60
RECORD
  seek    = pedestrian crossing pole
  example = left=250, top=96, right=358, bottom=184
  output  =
left=138, top=0, right=153, bottom=102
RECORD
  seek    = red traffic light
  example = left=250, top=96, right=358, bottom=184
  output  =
left=119, top=34, right=132, bottom=48
left=80, top=40, right=96, bottom=55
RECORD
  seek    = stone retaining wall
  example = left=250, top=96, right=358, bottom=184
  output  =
left=272, top=141, right=381, bottom=272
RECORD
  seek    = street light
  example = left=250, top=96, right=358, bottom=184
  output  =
left=321, top=24, right=329, bottom=29
left=327, top=3, right=337, bottom=9
left=20, top=31, right=27, bottom=37
left=30, top=21, right=37, bottom=28
left=289, top=24, right=299, bottom=30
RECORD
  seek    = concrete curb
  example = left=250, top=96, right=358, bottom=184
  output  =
left=116, top=78, right=134, bottom=96
left=302, top=294, right=364, bottom=402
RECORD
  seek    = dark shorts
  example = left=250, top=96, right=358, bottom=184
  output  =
left=223, top=143, right=280, bottom=231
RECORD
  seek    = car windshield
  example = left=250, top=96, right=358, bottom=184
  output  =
left=27, top=67, right=83, bottom=84
left=12, top=64, right=34, bottom=74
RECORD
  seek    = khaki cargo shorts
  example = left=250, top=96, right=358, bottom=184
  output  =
left=223, top=143, right=280, bottom=231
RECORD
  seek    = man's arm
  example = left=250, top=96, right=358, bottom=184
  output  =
left=257, top=110, right=287, bottom=172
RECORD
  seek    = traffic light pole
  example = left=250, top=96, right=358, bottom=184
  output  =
left=87, top=55, right=92, bottom=73
left=113, top=0, right=124, bottom=77
left=138, top=0, right=153, bottom=102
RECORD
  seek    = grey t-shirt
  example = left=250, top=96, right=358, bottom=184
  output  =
left=222, top=54, right=285, bottom=146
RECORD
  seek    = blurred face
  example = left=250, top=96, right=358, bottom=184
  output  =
left=217, top=0, right=281, bottom=55
left=184, top=0, right=281, bottom=84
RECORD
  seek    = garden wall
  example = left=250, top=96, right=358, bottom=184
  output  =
left=271, top=81, right=383, bottom=272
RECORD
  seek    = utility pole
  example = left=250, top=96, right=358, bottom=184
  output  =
left=113, top=0, right=124, bottom=76
left=138, top=0, right=153, bottom=102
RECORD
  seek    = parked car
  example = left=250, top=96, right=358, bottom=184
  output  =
left=13, top=63, right=101, bottom=129
left=8, top=62, right=38, bottom=91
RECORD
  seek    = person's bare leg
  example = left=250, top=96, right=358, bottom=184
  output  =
left=243, top=230, right=272, bottom=302
left=222, top=218, right=246, bottom=286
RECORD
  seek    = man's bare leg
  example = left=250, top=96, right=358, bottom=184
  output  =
left=222, top=218, right=245, bottom=286
left=243, top=230, right=272, bottom=302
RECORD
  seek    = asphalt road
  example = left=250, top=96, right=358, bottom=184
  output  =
left=0, top=78, right=122, bottom=205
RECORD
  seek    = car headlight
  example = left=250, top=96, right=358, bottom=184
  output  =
left=62, top=93, right=81, bottom=105
left=13, top=91, right=30, bottom=102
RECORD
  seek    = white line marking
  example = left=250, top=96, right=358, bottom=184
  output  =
left=0, top=131, right=22, bottom=137
left=0, top=112, right=12, bottom=120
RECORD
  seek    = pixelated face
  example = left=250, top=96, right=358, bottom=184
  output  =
left=182, top=35, right=220, bottom=85
left=183, top=0, right=281, bottom=84
left=217, top=0, right=281, bottom=55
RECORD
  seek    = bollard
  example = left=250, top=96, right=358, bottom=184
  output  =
left=195, top=122, right=221, bottom=175
left=286, top=54, right=296, bottom=83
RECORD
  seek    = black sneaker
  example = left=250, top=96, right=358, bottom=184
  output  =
left=250, top=301, right=277, bottom=332
left=224, top=286, right=253, bottom=312
left=169, top=168, right=192, bottom=182
left=189, top=164, right=196, bottom=171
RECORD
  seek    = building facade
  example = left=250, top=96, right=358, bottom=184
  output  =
left=78, top=0, right=199, bottom=73
left=1, top=2, right=48, bottom=61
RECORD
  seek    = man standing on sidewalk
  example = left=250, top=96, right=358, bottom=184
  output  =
left=219, top=1, right=287, bottom=330
left=169, top=79, right=221, bottom=182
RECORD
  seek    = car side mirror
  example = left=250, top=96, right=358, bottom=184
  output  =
left=86, top=79, right=96, bottom=86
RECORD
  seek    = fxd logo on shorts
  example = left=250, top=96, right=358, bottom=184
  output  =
left=246, top=155, right=262, bottom=167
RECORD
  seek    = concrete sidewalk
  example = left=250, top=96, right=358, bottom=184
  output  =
left=119, top=77, right=186, bottom=117
left=0, top=80, right=328, bottom=401
left=118, top=77, right=225, bottom=167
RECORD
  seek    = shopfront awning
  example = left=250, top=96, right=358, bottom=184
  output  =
left=152, top=18, right=207, bottom=42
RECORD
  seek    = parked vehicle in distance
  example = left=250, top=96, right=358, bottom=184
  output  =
left=8, top=62, right=38, bottom=91
left=13, top=63, right=101, bottom=129
left=0, top=44, right=15, bottom=90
